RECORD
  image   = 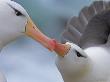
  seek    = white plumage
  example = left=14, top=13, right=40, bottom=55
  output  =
left=0, top=0, right=110, bottom=82
left=56, top=1, right=110, bottom=82
left=56, top=42, right=110, bottom=82
left=0, top=0, right=30, bottom=81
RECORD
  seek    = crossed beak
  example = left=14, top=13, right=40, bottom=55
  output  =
left=25, top=18, right=71, bottom=57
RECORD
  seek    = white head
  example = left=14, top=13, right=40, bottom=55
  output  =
left=56, top=42, right=90, bottom=81
left=0, top=0, right=55, bottom=51
left=0, top=0, right=28, bottom=47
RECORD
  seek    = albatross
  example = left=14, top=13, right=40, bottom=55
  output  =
left=0, top=0, right=56, bottom=81
left=55, top=1, right=110, bottom=82
left=0, top=0, right=110, bottom=82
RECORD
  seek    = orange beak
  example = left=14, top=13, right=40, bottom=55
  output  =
left=25, top=18, right=71, bottom=57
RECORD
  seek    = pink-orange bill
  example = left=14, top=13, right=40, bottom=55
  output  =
left=25, top=18, right=71, bottom=57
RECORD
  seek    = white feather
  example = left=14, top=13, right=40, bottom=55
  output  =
left=56, top=42, right=110, bottom=82
left=0, top=0, right=29, bottom=82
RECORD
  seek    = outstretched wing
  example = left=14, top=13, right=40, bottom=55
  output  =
left=61, top=1, right=110, bottom=48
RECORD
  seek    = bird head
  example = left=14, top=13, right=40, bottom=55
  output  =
left=56, top=42, right=90, bottom=79
left=0, top=0, right=28, bottom=47
left=0, top=0, right=57, bottom=51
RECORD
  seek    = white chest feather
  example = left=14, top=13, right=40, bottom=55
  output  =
left=56, top=43, right=110, bottom=82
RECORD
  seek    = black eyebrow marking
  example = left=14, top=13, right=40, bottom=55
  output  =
left=7, top=3, right=23, bottom=16
left=75, top=50, right=87, bottom=58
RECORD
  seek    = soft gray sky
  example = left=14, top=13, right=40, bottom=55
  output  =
left=0, top=0, right=94, bottom=82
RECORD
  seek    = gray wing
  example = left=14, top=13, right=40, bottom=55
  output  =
left=61, top=1, right=110, bottom=48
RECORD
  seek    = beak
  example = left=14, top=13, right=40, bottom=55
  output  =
left=25, top=18, right=56, bottom=51
left=54, top=42, right=71, bottom=57
left=25, top=18, right=71, bottom=57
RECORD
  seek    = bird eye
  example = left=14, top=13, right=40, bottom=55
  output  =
left=7, top=3, right=23, bottom=16
left=15, top=9, right=23, bottom=16
left=75, top=50, right=86, bottom=58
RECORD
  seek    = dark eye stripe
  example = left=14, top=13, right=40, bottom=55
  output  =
left=7, top=3, right=23, bottom=16
left=14, top=9, right=22, bottom=16
left=75, top=50, right=86, bottom=58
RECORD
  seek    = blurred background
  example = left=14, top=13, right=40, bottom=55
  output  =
left=0, top=0, right=95, bottom=82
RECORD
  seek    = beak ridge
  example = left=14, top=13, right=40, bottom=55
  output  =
left=25, top=18, right=71, bottom=57
left=25, top=18, right=56, bottom=51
